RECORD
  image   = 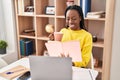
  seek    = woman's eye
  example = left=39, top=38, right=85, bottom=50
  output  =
left=72, top=18, right=76, bottom=20
left=66, top=18, right=76, bottom=21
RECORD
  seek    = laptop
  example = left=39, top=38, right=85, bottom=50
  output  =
left=29, top=56, right=72, bottom=80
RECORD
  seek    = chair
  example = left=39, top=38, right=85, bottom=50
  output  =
left=86, top=53, right=94, bottom=69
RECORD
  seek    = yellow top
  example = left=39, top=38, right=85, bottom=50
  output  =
left=60, top=28, right=92, bottom=67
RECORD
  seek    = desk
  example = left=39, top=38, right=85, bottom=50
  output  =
left=0, top=58, right=98, bottom=80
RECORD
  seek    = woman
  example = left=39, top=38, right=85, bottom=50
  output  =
left=49, top=5, right=92, bottom=68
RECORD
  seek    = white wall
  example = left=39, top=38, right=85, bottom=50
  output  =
left=0, top=0, right=18, bottom=63
left=110, top=0, right=120, bottom=79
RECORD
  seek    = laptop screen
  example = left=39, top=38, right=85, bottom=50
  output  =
left=29, top=56, right=72, bottom=80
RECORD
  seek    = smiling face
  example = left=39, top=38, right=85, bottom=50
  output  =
left=66, top=10, right=81, bottom=30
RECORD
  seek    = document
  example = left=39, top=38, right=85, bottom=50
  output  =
left=72, top=67, right=98, bottom=80
left=45, top=40, right=82, bottom=62
left=0, top=65, right=29, bottom=79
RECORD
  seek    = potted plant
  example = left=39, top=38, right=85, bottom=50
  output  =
left=0, top=40, right=8, bottom=54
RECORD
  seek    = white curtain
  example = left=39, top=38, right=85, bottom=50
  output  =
left=0, top=0, right=6, bottom=40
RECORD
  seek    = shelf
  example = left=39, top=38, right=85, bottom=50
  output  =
left=37, top=36, right=49, bottom=41
left=85, top=18, right=105, bottom=21
left=19, top=35, right=35, bottom=39
left=93, top=39, right=104, bottom=48
left=18, top=14, right=34, bottom=17
left=15, top=1, right=106, bottom=79
left=56, top=15, right=65, bottom=18
left=21, top=52, right=36, bottom=58
left=36, top=14, right=55, bottom=18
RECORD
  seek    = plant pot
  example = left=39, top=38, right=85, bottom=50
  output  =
left=0, top=48, right=6, bottom=54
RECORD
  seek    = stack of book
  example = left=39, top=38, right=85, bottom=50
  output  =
left=23, top=29, right=35, bottom=33
left=20, top=39, right=33, bottom=56
left=22, top=29, right=35, bottom=36
left=86, top=11, right=105, bottom=18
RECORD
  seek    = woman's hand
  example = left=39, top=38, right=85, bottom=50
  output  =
left=48, top=33, right=54, bottom=40
left=72, top=62, right=75, bottom=66
left=60, top=53, right=69, bottom=57
left=60, top=53, right=75, bottom=66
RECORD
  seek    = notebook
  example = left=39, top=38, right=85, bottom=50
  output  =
left=45, top=40, right=82, bottom=62
left=29, top=56, right=72, bottom=80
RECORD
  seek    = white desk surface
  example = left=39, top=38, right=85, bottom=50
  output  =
left=0, top=57, right=98, bottom=80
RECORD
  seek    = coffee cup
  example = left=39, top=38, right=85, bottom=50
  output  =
left=54, top=32, right=63, bottom=41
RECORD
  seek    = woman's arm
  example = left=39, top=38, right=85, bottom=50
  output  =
left=74, top=34, right=92, bottom=67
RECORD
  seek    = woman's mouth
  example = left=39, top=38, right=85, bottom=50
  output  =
left=70, top=24, right=75, bottom=27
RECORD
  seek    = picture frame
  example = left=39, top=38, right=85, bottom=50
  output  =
left=45, top=6, right=55, bottom=15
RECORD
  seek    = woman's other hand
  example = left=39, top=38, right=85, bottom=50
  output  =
left=60, top=53, right=74, bottom=66
left=48, top=33, right=54, bottom=40
left=60, top=53, right=69, bottom=57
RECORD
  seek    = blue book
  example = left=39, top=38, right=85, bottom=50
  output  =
left=20, top=39, right=25, bottom=56
left=80, top=0, right=91, bottom=17
left=24, top=40, right=33, bottom=56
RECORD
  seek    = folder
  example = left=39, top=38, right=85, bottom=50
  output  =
left=45, top=40, right=82, bottom=62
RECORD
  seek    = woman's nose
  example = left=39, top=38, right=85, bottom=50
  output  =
left=69, top=19, right=73, bottom=23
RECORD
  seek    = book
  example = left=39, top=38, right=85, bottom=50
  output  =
left=0, top=65, right=29, bottom=80
left=86, top=14, right=101, bottom=18
left=20, top=39, right=34, bottom=56
left=23, top=29, right=35, bottom=33
left=87, top=11, right=105, bottom=15
left=24, top=40, right=33, bottom=56
left=20, top=39, right=25, bottom=56
left=45, top=40, right=82, bottom=62
left=80, top=0, right=91, bottom=17
left=86, top=11, right=106, bottom=18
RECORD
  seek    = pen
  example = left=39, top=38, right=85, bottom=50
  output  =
left=89, top=69, right=94, bottom=80
left=6, top=68, right=25, bottom=75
